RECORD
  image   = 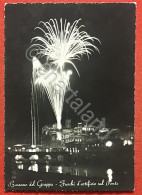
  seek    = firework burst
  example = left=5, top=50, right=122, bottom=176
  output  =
left=30, top=19, right=100, bottom=144
left=31, top=18, right=100, bottom=75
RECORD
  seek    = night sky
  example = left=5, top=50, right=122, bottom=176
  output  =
left=5, top=3, right=135, bottom=145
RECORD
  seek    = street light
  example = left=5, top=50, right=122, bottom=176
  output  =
left=105, top=141, right=112, bottom=147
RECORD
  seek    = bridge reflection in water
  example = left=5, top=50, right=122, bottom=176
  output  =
left=15, top=159, right=109, bottom=179
left=6, top=142, right=134, bottom=189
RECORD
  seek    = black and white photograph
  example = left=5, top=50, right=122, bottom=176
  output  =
left=5, top=3, right=135, bottom=192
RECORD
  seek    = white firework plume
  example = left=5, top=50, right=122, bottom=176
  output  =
left=31, top=18, right=101, bottom=75
left=30, top=19, right=100, bottom=143
left=32, top=57, right=71, bottom=131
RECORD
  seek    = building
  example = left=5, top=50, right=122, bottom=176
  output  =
left=101, top=117, right=106, bottom=128
left=65, top=119, right=71, bottom=129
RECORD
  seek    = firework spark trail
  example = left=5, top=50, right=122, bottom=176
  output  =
left=30, top=19, right=100, bottom=144
left=31, top=57, right=71, bottom=143
left=31, top=58, right=41, bottom=145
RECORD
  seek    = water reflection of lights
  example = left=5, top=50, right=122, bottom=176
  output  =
left=17, top=164, right=24, bottom=170
left=84, top=169, right=88, bottom=177
left=28, top=163, right=38, bottom=172
left=75, top=168, right=79, bottom=176
left=57, top=166, right=62, bottom=174
left=15, top=160, right=23, bottom=164
left=46, top=165, right=49, bottom=172
left=29, top=154, right=39, bottom=160
left=57, top=155, right=64, bottom=163
left=123, top=140, right=132, bottom=146
left=15, top=155, right=25, bottom=160
left=69, top=148, right=72, bottom=155
left=124, top=140, right=127, bottom=146
left=106, top=141, right=112, bottom=147
left=44, top=155, right=51, bottom=162
left=107, top=169, right=113, bottom=182
left=128, top=140, right=132, bottom=145
left=14, top=162, right=109, bottom=178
